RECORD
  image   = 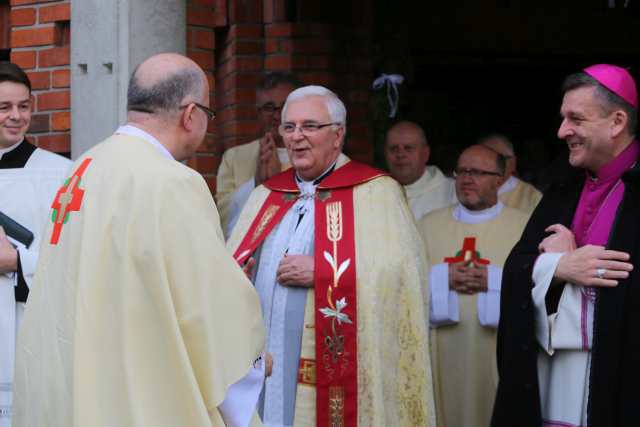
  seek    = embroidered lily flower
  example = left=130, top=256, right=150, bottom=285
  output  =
left=319, top=297, right=352, bottom=324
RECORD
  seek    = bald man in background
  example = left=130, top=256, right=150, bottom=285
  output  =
left=384, top=121, right=456, bottom=221
left=481, top=134, right=542, bottom=214
left=12, top=53, right=266, bottom=427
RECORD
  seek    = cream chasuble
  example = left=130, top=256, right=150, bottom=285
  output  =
left=404, top=165, right=456, bottom=222
left=12, top=133, right=265, bottom=427
left=418, top=204, right=528, bottom=427
left=0, top=143, right=69, bottom=427
left=216, top=139, right=291, bottom=236
left=498, top=176, right=542, bottom=215
left=228, top=154, right=436, bottom=427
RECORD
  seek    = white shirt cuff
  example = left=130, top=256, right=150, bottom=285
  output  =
left=218, top=355, right=265, bottom=427
left=429, top=263, right=459, bottom=326
left=531, top=252, right=564, bottom=354
left=477, top=265, right=502, bottom=327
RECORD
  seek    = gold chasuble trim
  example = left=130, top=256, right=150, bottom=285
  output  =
left=232, top=161, right=387, bottom=427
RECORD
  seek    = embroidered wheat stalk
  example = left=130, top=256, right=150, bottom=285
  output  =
left=327, top=202, right=343, bottom=243
left=327, top=202, right=343, bottom=289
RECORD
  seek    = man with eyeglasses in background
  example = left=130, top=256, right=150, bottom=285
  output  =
left=417, top=144, right=529, bottom=427
left=12, top=53, right=268, bottom=427
left=227, top=85, right=436, bottom=427
left=216, top=72, right=302, bottom=237
left=384, top=121, right=457, bottom=222
left=480, top=133, right=542, bottom=214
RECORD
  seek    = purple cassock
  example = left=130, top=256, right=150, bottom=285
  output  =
left=572, top=140, right=639, bottom=247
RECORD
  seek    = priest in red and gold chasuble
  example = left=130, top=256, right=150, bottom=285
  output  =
left=228, top=85, right=435, bottom=427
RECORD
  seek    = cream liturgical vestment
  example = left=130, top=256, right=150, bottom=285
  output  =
left=498, top=176, right=542, bottom=215
left=404, top=165, right=456, bottom=222
left=228, top=154, right=436, bottom=427
left=12, top=131, right=265, bottom=427
left=418, top=203, right=528, bottom=427
left=216, top=139, right=290, bottom=236
left=0, top=141, right=70, bottom=427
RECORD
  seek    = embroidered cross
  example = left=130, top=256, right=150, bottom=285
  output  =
left=50, top=158, right=92, bottom=245
left=444, top=237, right=490, bottom=265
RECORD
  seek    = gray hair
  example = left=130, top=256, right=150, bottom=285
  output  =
left=281, top=85, right=347, bottom=128
left=127, top=67, right=204, bottom=114
left=562, top=72, right=637, bottom=135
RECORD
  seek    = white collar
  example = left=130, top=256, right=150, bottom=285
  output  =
left=0, top=139, right=25, bottom=158
left=116, top=124, right=173, bottom=160
left=404, top=165, right=446, bottom=193
left=498, top=175, right=518, bottom=195
left=452, top=201, right=504, bottom=224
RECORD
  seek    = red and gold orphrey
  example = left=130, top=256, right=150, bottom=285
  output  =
left=233, top=161, right=386, bottom=427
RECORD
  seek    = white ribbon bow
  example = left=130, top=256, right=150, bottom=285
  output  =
left=372, top=73, right=404, bottom=118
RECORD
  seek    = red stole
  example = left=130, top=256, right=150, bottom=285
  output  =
left=233, top=161, right=387, bottom=427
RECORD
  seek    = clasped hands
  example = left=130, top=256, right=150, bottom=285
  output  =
left=538, top=224, right=633, bottom=287
left=448, top=260, right=488, bottom=294
left=255, top=132, right=282, bottom=186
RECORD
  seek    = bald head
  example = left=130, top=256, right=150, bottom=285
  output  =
left=127, top=53, right=207, bottom=116
left=384, top=121, right=430, bottom=185
left=480, top=134, right=516, bottom=178
left=125, top=53, right=212, bottom=161
left=387, top=121, right=428, bottom=146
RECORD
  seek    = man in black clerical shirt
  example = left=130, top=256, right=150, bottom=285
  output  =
left=0, top=62, right=70, bottom=426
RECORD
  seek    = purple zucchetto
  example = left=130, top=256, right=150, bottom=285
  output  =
left=584, top=64, right=638, bottom=109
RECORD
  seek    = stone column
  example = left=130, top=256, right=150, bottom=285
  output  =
left=71, top=0, right=185, bottom=158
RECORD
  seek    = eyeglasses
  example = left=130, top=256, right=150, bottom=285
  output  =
left=258, top=103, right=284, bottom=114
left=180, top=102, right=216, bottom=120
left=279, top=122, right=340, bottom=136
left=453, top=168, right=503, bottom=178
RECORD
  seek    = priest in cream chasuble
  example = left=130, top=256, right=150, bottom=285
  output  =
left=383, top=121, right=456, bottom=222
left=480, top=134, right=542, bottom=215
left=419, top=145, right=528, bottom=427
left=216, top=75, right=301, bottom=237
left=12, top=54, right=266, bottom=427
left=228, top=86, right=435, bottom=427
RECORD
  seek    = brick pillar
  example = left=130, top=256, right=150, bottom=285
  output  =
left=206, top=0, right=266, bottom=195
left=10, top=0, right=70, bottom=155
left=185, top=0, right=225, bottom=195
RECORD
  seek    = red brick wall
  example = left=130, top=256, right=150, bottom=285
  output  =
left=8, top=0, right=374, bottom=192
left=205, top=0, right=375, bottom=194
left=9, top=0, right=70, bottom=154
left=262, top=21, right=373, bottom=164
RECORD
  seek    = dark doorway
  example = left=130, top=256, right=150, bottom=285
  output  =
left=372, top=0, right=640, bottom=183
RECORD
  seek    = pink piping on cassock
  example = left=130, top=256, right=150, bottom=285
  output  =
left=581, top=292, right=589, bottom=350
left=543, top=420, right=584, bottom=427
